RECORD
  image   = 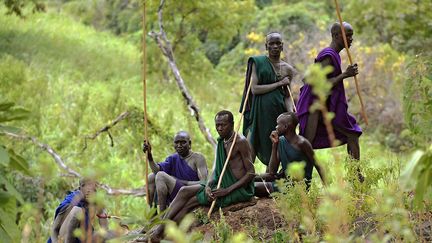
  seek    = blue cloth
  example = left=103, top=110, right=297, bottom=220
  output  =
left=278, top=136, right=313, bottom=188
left=158, top=153, right=200, bottom=182
left=157, top=153, right=200, bottom=203
left=47, top=190, right=89, bottom=243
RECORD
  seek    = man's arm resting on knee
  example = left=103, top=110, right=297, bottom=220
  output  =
left=256, top=143, right=279, bottom=182
left=255, top=173, right=276, bottom=182
left=51, top=197, right=80, bottom=242
left=51, top=211, right=65, bottom=242
left=268, top=136, right=280, bottom=177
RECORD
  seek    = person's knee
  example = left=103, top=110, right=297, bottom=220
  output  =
left=155, top=171, right=169, bottom=182
left=155, top=172, right=170, bottom=193
left=59, top=206, right=83, bottom=239
left=148, top=173, right=156, bottom=183
left=177, top=186, right=195, bottom=199
left=177, top=187, right=188, bottom=198
left=69, top=206, right=84, bottom=220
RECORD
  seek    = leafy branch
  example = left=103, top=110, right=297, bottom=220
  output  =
left=2, top=130, right=146, bottom=196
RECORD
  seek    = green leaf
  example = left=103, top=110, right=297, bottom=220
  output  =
left=402, top=145, right=432, bottom=210
left=0, top=146, right=9, bottom=166
left=8, top=149, right=31, bottom=176
left=0, top=107, right=30, bottom=122
left=0, top=191, right=12, bottom=205
left=400, top=150, right=424, bottom=190
left=0, top=102, right=14, bottom=111
left=0, top=175, right=24, bottom=204
left=0, top=125, right=21, bottom=134
left=414, top=172, right=428, bottom=209
left=0, top=197, right=20, bottom=243
left=0, top=225, right=14, bottom=243
left=287, top=161, right=306, bottom=181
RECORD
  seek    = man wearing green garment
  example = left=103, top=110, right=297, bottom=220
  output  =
left=144, top=110, right=255, bottom=241
left=240, top=31, right=297, bottom=166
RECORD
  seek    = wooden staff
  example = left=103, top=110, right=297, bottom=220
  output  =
left=207, top=73, right=254, bottom=218
left=286, top=84, right=297, bottom=113
left=142, top=0, right=150, bottom=203
left=334, top=0, right=368, bottom=125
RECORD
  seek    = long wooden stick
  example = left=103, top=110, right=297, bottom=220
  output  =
left=286, top=84, right=297, bottom=113
left=207, top=68, right=254, bottom=217
left=334, top=0, right=368, bottom=125
left=142, top=0, right=150, bottom=203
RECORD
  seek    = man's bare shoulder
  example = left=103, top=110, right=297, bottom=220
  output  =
left=235, top=133, right=248, bottom=143
left=280, top=61, right=295, bottom=71
left=235, top=133, right=252, bottom=152
left=190, top=151, right=206, bottom=162
left=298, top=135, right=313, bottom=150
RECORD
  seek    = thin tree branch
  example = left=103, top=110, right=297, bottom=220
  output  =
left=3, top=131, right=146, bottom=196
left=82, top=111, right=130, bottom=151
left=172, top=8, right=197, bottom=51
left=149, top=0, right=217, bottom=149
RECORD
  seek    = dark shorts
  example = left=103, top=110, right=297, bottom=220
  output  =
left=168, top=180, right=185, bottom=203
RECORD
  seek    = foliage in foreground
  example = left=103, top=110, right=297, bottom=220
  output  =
left=0, top=101, right=31, bottom=242
left=0, top=0, right=431, bottom=242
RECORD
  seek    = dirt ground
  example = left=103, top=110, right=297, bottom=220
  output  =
left=130, top=198, right=432, bottom=242
left=191, top=198, right=286, bottom=241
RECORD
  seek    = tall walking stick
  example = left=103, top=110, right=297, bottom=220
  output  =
left=207, top=70, right=254, bottom=217
left=142, top=0, right=150, bottom=203
left=334, top=0, right=368, bottom=125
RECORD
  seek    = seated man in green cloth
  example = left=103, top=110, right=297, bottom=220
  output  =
left=145, top=110, right=255, bottom=241
left=255, top=112, right=326, bottom=196
left=239, top=31, right=297, bottom=166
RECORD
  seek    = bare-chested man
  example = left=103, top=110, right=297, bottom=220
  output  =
left=255, top=112, right=326, bottom=196
left=143, top=131, right=208, bottom=211
left=145, top=110, right=255, bottom=241
left=240, top=31, right=297, bottom=166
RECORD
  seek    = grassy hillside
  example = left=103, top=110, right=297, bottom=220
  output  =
left=0, top=3, right=430, bottom=241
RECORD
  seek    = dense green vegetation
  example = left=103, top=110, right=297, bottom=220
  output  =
left=0, top=0, right=431, bottom=242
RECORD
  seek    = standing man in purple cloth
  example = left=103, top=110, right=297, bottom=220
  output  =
left=142, top=131, right=208, bottom=211
left=296, top=22, right=363, bottom=168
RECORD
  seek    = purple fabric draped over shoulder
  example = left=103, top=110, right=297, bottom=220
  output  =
left=158, top=153, right=200, bottom=201
left=296, top=47, right=362, bottom=149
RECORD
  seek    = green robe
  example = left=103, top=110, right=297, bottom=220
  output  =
left=239, top=55, right=287, bottom=165
left=196, top=138, right=254, bottom=207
